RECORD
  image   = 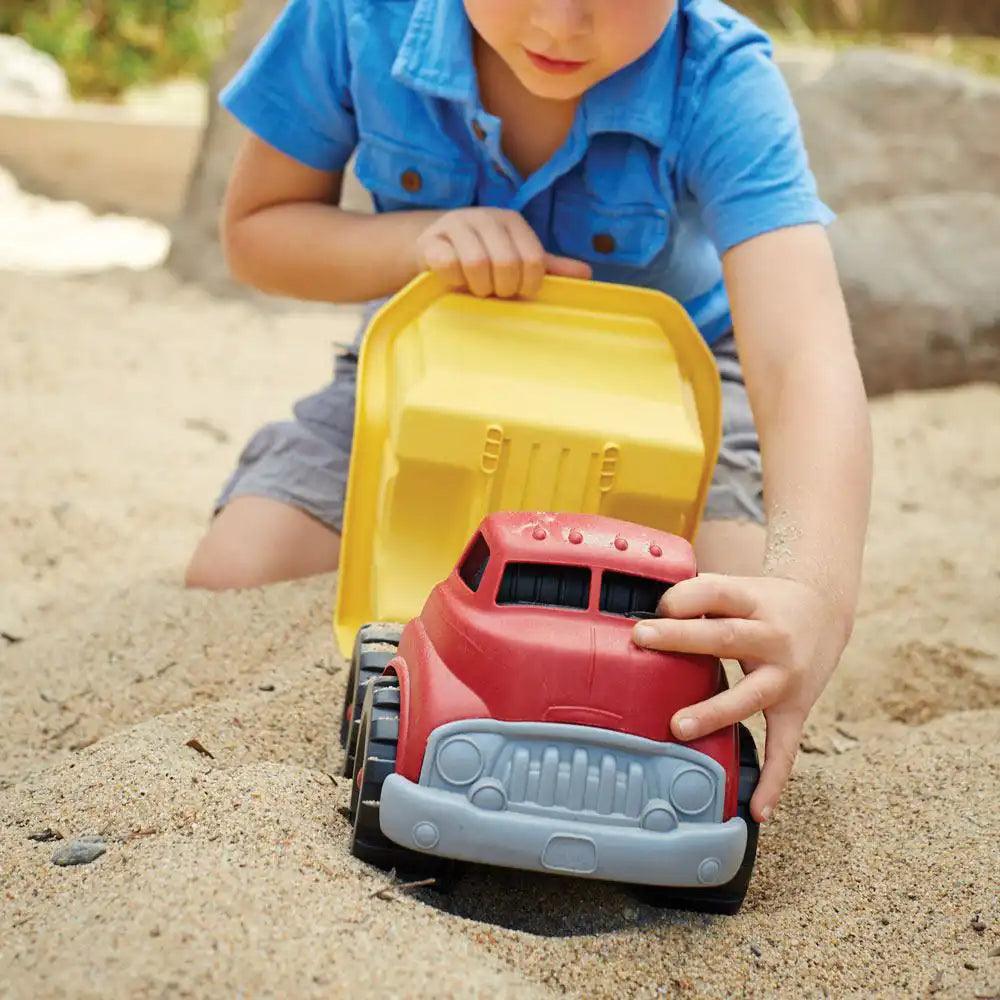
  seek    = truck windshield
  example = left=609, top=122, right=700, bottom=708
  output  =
left=458, top=532, right=491, bottom=592
left=599, top=571, right=669, bottom=619
left=497, top=562, right=590, bottom=610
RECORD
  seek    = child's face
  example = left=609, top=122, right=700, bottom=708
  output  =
left=465, top=0, right=674, bottom=100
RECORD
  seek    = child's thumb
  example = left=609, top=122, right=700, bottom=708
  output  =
left=544, top=254, right=593, bottom=280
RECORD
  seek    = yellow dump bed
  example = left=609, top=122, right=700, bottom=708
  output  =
left=334, top=273, right=721, bottom=656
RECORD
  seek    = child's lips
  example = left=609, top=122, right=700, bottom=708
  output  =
left=524, top=49, right=589, bottom=75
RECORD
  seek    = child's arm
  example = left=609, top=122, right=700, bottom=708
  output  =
left=634, top=223, right=872, bottom=822
left=222, top=136, right=589, bottom=302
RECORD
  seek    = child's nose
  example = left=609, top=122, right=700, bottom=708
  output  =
left=530, top=0, right=591, bottom=42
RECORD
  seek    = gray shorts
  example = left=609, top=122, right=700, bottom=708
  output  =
left=216, top=328, right=764, bottom=531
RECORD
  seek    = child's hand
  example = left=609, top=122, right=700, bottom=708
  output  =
left=631, top=573, right=851, bottom=823
left=416, top=208, right=591, bottom=298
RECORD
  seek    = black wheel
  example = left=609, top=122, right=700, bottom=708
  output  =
left=632, top=723, right=760, bottom=915
left=349, top=675, right=456, bottom=883
left=340, top=622, right=404, bottom=778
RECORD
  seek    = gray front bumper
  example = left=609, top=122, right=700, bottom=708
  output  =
left=379, top=773, right=747, bottom=887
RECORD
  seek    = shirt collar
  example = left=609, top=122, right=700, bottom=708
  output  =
left=393, top=0, right=681, bottom=148
left=581, top=13, right=681, bottom=149
left=392, top=0, right=478, bottom=105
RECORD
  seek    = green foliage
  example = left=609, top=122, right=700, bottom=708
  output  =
left=771, top=30, right=1000, bottom=76
left=737, top=1, right=999, bottom=36
left=0, top=0, right=240, bottom=99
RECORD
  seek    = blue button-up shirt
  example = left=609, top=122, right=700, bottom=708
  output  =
left=222, top=0, right=833, bottom=343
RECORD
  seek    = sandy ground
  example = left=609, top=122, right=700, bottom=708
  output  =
left=1, top=258, right=998, bottom=999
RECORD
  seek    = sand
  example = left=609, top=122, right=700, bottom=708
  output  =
left=1, top=261, right=998, bottom=999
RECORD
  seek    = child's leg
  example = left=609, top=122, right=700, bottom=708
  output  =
left=695, top=519, right=765, bottom=577
left=697, top=333, right=765, bottom=577
left=185, top=497, right=340, bottom=589
left=186, top=342, right=361, bottom=591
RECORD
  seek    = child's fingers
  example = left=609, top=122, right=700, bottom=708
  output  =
left=446, top=223, right=494, bottom=297
left=503, top=217, right=546, bottom=298
left=749, top=710, right=802, bottom=822
left=421, top=235, right=465, bottom=289
left=544, top=253, right=593, bottom=280
left=659, top=573, right=759, bottom=620
left=669, top=664, right=785, bottom=741
left=471, top=214, right=522, bottom=299
left=633, top=614, right=773, bottom=662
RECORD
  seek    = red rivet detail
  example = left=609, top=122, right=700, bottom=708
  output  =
left=614, top=536, right=628, bottom=551
left=532, top=526, right=548, bottom=541
left=649, top=544, right=663, bottom=558
left=568, top=529, right=583, bottom=545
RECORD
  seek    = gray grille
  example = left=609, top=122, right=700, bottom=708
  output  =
left=421, top=720, right=726, bottom=827
left=504, top=744, right=647, bottom=818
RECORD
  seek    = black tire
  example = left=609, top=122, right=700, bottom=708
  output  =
left=340, top=622, right=404, bottom=778
left=349, top=675, right=456, bottom=883
left=632, top=723, right=760, bottom=916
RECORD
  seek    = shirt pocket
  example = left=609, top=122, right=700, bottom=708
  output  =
left=354, top=132, right=476, bottom=212
left=552, top=192, right=669, bottom=269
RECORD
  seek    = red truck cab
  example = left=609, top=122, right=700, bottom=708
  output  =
left=345, top=512, right=759, bottom=913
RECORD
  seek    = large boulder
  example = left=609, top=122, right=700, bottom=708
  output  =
left=830, top=193, right=1000, bottom=394
left=779, top=46, right=1000, bottom=210
left=778, top=47, right=1000, bottom=392
left=0, top=34, right=69, bottom=111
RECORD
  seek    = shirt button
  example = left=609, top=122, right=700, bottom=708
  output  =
left=471, top=120, right=487, bottom=141
left=400, top=169, right=422, bottom=193
left=592, top=232, right=616, bottom=254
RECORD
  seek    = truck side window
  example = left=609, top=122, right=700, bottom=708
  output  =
left=599, top=571, right=669, bottom=619
left=458, top=532, right=491, bottom=592
left=497, top=563, right=590, bottom=610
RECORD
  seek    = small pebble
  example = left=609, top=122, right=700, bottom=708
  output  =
left=51, top=836, right=107, bottom=866
left=27, top=828, right=63, bottom=843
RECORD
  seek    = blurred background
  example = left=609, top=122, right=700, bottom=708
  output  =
left=0, top=0, right=997, bottom=393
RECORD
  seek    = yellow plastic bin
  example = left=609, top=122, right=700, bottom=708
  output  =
left=334, top=273, right=721, bottom=656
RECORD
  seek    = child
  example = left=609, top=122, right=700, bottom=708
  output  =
left=186, top=0, right=872, bottom=823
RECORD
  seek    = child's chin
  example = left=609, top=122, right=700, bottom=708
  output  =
left=518, top=66, right=592, bottom=102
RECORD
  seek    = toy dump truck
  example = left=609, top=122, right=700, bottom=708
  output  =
left=335, top=274, right=759, bottom=913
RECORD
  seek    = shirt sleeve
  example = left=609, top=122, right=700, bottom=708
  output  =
left=678, top=31, right=834, bottom=254
left=220, top=0, right=357, bottom=172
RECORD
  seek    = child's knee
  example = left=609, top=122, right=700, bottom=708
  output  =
left=184, top=543, right=256, bottom=590
left=184, top=498, right=341, bottom=590
left=184, top=529, right=271, bottom=590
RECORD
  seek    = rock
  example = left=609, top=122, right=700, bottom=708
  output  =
left=0, top=165, right=170, bottom=274
left=779, top=46, right=1000, bottom=211
left=51, top=836, right=107, bottom=867
left=830, top=193, right=1000, bottom=394
left=0, top=35, right=69, bottom=111
left=776, top=48, right=1000, bottom=393
left=27, top=828, right=63, bottom=843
